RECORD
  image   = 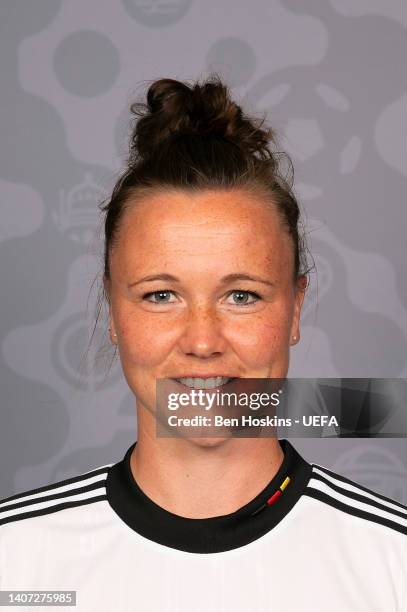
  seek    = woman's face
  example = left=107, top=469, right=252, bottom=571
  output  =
left=105, top=189, right=306, bottom=426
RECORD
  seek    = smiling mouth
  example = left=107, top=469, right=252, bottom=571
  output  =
left=171, top=377, right=238, bottom=390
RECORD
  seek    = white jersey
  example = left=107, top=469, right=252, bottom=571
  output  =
left=0, top=439, right=406, bottom=611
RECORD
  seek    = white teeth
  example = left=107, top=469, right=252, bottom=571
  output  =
left=176, top=377, right=232, bottom=390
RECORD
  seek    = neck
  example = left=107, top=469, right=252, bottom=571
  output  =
left=130, top=424, right=284, bottom=518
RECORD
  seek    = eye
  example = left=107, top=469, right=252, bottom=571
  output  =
left=143, top=290, right=176, bottom=304
left=227, top=290, right=260, bottom=306
left=142, top=289, right=261, bottom=306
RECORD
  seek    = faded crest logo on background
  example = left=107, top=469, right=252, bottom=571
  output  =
left=53, top=173, right=106, bottom=245
left=122, top=0, right=193, bottom=27
left=51, top=312, right=121, bottom=391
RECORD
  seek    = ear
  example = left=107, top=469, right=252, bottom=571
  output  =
left=103, top=275, right=118, bottom=344
left=290, top=275, right=307, bottom=346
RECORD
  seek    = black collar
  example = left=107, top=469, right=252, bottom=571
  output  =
left=106, top=439, right=312, bottom=553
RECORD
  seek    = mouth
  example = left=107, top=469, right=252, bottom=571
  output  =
left=171, top=376, right=238, bottom=390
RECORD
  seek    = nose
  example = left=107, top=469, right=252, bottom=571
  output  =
left=178, top=303, right=227, bottom=359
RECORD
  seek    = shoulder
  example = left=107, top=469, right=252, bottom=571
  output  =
left=303, top=462, right=407, bottom=537
left=0, top=463, right=111, bottom=528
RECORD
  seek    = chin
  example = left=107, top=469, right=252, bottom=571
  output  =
left=184, top=436, right=232, bottom=449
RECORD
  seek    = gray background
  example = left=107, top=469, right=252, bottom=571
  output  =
left=0, top=0, right=406, bottom=502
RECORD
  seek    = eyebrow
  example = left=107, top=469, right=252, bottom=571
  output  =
left=128, top=273, right=276, bottom=288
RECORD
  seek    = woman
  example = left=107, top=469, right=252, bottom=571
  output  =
left=0, top=76, right=405, bottom=611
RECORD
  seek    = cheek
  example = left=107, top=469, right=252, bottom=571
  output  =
left=116, top=319, right=175, bottom=404
left=118, top=315, right=176, bottom=369
left=226, top=307, right=293, bottom=366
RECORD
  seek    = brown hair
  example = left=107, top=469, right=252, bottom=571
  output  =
left=89, top=74, right=312, bottom=374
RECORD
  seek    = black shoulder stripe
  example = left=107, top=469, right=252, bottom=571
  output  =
left=310, top=471, right=407, bottom=520
left=0, top=466, right=110, bottom=506
left=0, top=479, right=107, bottom=515
left=0, top=495, right=108, bottom=527
left=312, top=464, right=407, bottom=512
left=304, top=488, right=407, bottom=536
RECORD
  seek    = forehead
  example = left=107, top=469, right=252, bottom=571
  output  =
left=110, top=189, right=293, bottom=275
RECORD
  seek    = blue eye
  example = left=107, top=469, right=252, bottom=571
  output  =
left=142, top=289, right=261, bottom=306
left=228, top=290, right=260, bottom=306
left=143, top=290, right=175, bottom=303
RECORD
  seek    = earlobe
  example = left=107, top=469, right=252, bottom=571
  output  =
left=108, top=319, right=118, bottom=344
left=109, top=327, right=118, bottom=344
left=104, top=278, right=117, bottom=343
left=290, top=276, right=307, bottom=346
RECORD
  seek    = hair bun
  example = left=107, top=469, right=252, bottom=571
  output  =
left=130, top=75, right=274, bottom=160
